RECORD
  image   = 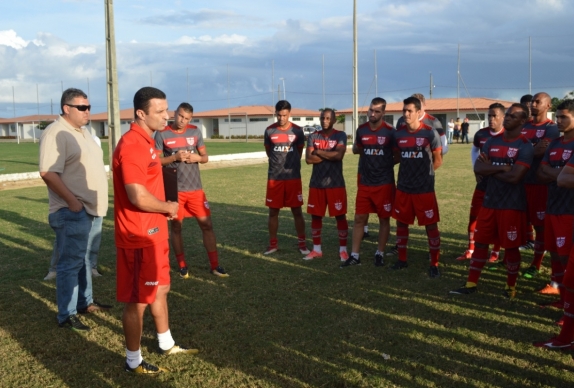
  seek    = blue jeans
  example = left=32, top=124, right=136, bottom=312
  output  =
left=447, top=131, right=453, bottom=144
left=49, top=216, right=102, bottom=272
left=461, top=133, right=469, bottom=143
left=49, top=208, right=94, bottom=323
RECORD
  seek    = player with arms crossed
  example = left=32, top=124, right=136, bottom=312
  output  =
left=264, top=100, right=309, bottom=255
left=303, top=108, right=349, bottom=262
left=392, top=96, right=443, bottom=278
left=450, top=103, right=533, bottom=299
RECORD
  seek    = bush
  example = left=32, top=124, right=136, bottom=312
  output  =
left=211, top=134, right=224, bottom=139
left=0, top=136, right=16, bottom=139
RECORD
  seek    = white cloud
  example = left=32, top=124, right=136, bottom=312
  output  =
left=0, top=30, right=44, bottom=50
left=176, top=34, right=248, bottom=45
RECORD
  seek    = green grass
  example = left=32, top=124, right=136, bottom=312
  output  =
left=0, top=140, right=263, bottom=175
left=0, top=144, right=573, bottom=387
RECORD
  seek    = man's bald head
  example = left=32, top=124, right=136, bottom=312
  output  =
left=531, top=92, right=552, bottom=118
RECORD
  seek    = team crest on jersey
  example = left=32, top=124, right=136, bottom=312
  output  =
left=186, top=137, right=195, bottom=146
left=557, top=237, right=566, bottom=248
left=537, top=211, right=545, bottom=220
left=204, top=201, right=210, bottom=209
left=507, top=148, right=518, bottom=158
left=297, top=194, right=303, bottom=202
left=425, top=209, right=434, bottom=218
left=536, top=129, right=545, bottom=138
left=328, top=140, right=337, bottom=148
left=416, top=138, right=425, bottom=147
left=563, top=149, right=572, bottom=161
left=377, top=137, right=386, bottom=145
left=507, top=226, right=517, bottom=241
left=149, top=148, right=154, bottom=154
left=288, top=134, right=296, bottom=143
left=384, top=203, right=391, bottom=212
left=335, top=201, right=343, bottom=211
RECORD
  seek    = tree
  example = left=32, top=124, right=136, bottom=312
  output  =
left=318, top=107, right=345, bottom=123
left=551, top=91, right=574, bottom=112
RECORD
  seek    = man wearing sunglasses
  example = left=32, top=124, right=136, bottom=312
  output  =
left=39, top=88, right=111, bottom=332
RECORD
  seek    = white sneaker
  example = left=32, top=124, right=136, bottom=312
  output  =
left=43, top=271, right=57, bottom=281
left=91, top=268, right=102, bottom=277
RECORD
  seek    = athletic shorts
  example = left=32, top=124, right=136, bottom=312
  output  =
left=177, top=189, right=211, bottom=219
left=474, top=208, right=526, bottom=249
left=307, top=187, right=347, bottom=217
left=265, top=179, right=303, bottom=209
left=116, top=240, right=170, bottom=304
left=469, top=189, right=485, bottom=219
left=525, top=184, right=548, bottom=227
left=355, top=183, right=395, bottom=218
left=392, top=189, right=440, bottom=226
left=544, top=214, right=574, bottom=256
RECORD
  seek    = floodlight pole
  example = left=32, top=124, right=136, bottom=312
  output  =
left=352, top=0, right=358, bottom=142
left=105, top=0, right=121, bottom=164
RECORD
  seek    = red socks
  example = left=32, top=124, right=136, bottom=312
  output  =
left=505, top=248, right=521, bottom=288
left=176, top=253, right=187, bottom=269
left=467, top=246, right=489, bottom=284
left=336, top=218, right=348, bottom=247
left=311, top=217, right=322, bottom=246
left=397, top=225, right=409, bottom=262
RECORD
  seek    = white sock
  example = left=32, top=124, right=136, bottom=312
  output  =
left=351, top=252, right=359, bottom=259
left=339, top=246, right=347, bottom=253
left=364, top=226, right=369, bottom=233
left=376, top=250, right=384, bottom=257
left=313, top=245, right=322, bottom=253
left=157, top=329, right=175, bottom=351
left=550, top=281, right=559, bottom=288
left=126, top=348, right=143, bottom=369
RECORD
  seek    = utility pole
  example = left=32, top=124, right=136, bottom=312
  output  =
left=352, top=0, right=358, bottom=141
left=457, top=43, right=460, bottom=119
left=322, top=54, right=325, bottom=108
left=105, top=0, right=121, bottom=161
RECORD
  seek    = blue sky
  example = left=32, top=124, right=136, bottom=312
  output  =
left=1, top=0, right=574, bottom=117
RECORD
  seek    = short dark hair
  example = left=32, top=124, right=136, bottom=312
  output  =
left=275, top=100, right=291, bottom=112
left=520, top=94, right=533, bottom=105
left=177, top=102, right=194, bottom=114
left=61, top=88, right=87, bottom=114
left=321, top=108, right=336, bottom=120
left=403, top=96, right=422, bottom=111
left=557, top=99, right=574, bottom=114
left=489, top=102, right=506, bottom=115
left=510, top=103, right=530, bottom=119
left=371, top=97, right=387, bottom=109
left=133, top=87, right=166, bottom=118
left=411, top=93, right=425, bottom=104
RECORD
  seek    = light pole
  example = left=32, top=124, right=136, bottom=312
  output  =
left=279, top=78, right=286, bottom=100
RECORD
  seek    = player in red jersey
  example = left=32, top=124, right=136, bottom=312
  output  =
left=456, top=103, right=504, bottom=262
left=520, top=92, right=560, bottom=279
left=346, top=98, right=397, bottom=268
left=519, top=94, right=536, bottom=249
left=113, top=87, right=197, bottom=375
left=264, top=100, right=309, bottom=255
left=155, top=103, right=228, bottom=279
left=303, top=108, right=349, bottom=262
left=391, top=96, right=443, bottom=278
left=534, top=99, right=574, bottom=348
left=450, top=103, right=533, bottom=298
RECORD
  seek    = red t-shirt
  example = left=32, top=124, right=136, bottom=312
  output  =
left=113, top=122, right=168, bottom=248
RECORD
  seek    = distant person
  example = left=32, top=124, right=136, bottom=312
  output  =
left=155, top=102, right=228, bottom=278
left=460, top=118, right=470, bottom=144
left=263, top=100, right=309, bottom=255
left=519, top=93, right=535, bottom=247
left=113, top=87, right=197, bottom=374
left=39, top=88, right=111, bottom=331
left=454, top=117, right=462, bottom=143
left=520, top=94, right=533, bottom=120
left=303, top=108, right=349, bottom=262
left=447, top=119, right=455, bottom=144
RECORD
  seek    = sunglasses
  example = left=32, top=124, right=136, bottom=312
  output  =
left=66, top=104, right=91, bottom=112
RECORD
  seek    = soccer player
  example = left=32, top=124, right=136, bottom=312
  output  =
left=391, top=96, right=442, bottom=278
left=534, top=99, right=574, bottom=349
left=521, top=92, right=560, bottom=279
left=113, top=87, right=197, bottom=374
left=264, top=100, right=309, bottom=255
left=450, top=103, right=533, bottom=298
left=346, top=97, right=396, bottom=267
left=456, top=103, right=505, bottom=262
left=155, top=103, right=228, bottom=278
left=303, top=108, right=349, bottom=262
left=534, top=100, right=574, bottom=307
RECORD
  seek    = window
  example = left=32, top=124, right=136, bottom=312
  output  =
left=292, top=117, right=301, bottom=121
left=249, top=118, right=268, bottom=122
left=305, top=117, right=314, bottom=121
left=224, top=118, right=242, bottom=123
left=192, top=119, right=200, bottom=123
left=384, top=115, right=394, bottom=125
left=466, top=113, right=485, bottom=121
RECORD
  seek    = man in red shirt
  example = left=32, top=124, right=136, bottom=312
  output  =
left=113, top=87, right=197, bottom=374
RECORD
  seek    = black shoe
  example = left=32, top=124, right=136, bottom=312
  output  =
left=374, top=252, right=384, bottom=267
left=390, top=260, right=408, bottom=270
left=340, top=255, right=361, bottom=268
left=78, top=301, right=112, bottom=314
left=362, top=231, right=370, bottom=240
left=449, top=285, right=477, bottom=295
left=125, top=360, right=166, bottom=374
left=387, top=244, right=398, bottom=256
left=59, top=314, right=90, bottom=332
left=429, top=265, right=440, bottom=278
left=179, top=266, right=190, bottom=279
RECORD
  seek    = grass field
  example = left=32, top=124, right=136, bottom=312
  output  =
left=0, top=140, right=263, bottom=175
left=0, top=144, right=573, bottom=387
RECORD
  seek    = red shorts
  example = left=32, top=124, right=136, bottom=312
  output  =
left=307, top=187, right=347, bottom=217
left=525, top=184, right=548, bottom=227
left=474, top=208, right=526, bottom=249
left=177, top=190, right=211, bottom=219
left=392, top=189, right=440, bottom=226
left=116, top=240, right=171, bottom=304
left=544, top=214, right=574, bottom=256
left=355, top=183, right=395, bottom=218
left=469, top=189, right=485, bottom=219
left=266, top=179, right=303, bottom=208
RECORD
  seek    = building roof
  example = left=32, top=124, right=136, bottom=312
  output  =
left=90, top=109, right=139, bottom=122
left=0, top=114, right=59, bottom=124
left=193, top=105, right=320, bottom=118
left=338, top=97, right=515, bottom=114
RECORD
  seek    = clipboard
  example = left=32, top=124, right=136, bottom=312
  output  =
left=162, top=167, right=179, bottom=202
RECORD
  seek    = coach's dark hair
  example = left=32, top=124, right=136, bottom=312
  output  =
left=177, top=102, right=194, bottom=114
left=133, top=87, right=166, bottom=118
left=61, top=88, right=88, bottom=114
left=489, top=103, right=506, bottom=115
left=321, top=108, right=336, bottom=120
left=520, top=94, right=533, bottom=105
left=403, top=96, right=422, bottom=111
left=275, top=100, right=291, bottom=112
left=411, top=93, right=426, bottom=104
left=510, top=103, right=530, bottom=120
left=371, top=97, right=387, bottom=109
left=557, top=99, right=574, bottom=114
